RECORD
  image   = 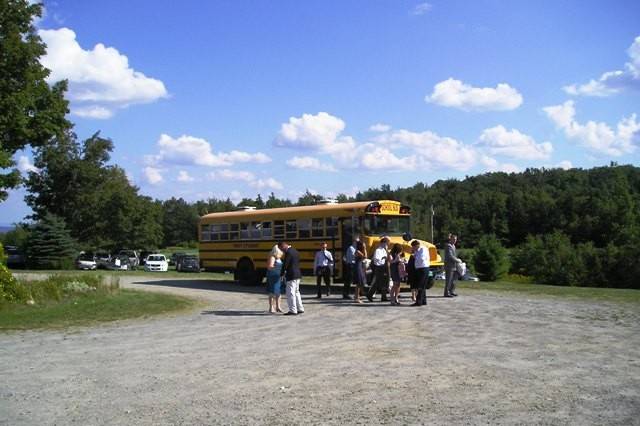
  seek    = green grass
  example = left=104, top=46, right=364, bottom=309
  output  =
left=10, top=270, right=640, bottom=306
left=13, top=268, right=214, bottom=279
left=448, top=279, right=640, bottom=304
left=0, top=289, right=198, bottom=330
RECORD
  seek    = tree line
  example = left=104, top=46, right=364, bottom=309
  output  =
left=356, top=165, right=640, bottom=289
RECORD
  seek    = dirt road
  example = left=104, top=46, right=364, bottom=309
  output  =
left=1, top=277, right=639, bottom=425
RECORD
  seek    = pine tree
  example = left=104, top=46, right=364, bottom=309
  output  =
left=25, top=214, right=77, bottom=269
left=473, top=235, right=510, bottom=281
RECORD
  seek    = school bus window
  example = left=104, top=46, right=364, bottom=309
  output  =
left=298, top=218, right=311, bottom=238
left=311, top=218, right=324, bottom=237
left=274, top=220, right=284, bottom=238
left=285, top=220, right=297, bottom=239
left=210, top=224, right=220, bottom=241
left=219, top=223, right=229, bottom=241
left=240, top=222, right=249, bottom=239
left=326, top=217, right=338, bottom=237
left=261, top=221, right=272, bottom=238
left=201, top=224, right=211, bottom=241
left=229, top=223, right=239, bottom=240
left=251, top=222, right=261, bottom=239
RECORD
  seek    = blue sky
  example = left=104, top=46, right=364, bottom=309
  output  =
left=3, top=0, right=640, bottom=224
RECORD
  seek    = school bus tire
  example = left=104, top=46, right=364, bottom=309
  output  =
left=236, top=257, right=256, bottom=285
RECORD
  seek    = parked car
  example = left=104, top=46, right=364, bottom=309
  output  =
left=138, top=250, right=153, bottom=266
left=76, top=252, right=97, bottom=270
left=460, top=273, right=480, bottom=282
left=106, top=255, right=131, bottom=271
left=169, top=252, right=187, bottom=266
left=144, top=254, right=168, bottom=272
left=177, top=255, right=200, bottom=272
left=118, top=250, right=139, bottom=270
left=5, top=246, right=26, bottom=269
left=95, top=251, right=111, bottom=269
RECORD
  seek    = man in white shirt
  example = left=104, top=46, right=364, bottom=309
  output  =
left=314, top=242, right=334, bottom=298
left=367, top=237, right=391, bottom=302
left=411, top=240, right=430, bottom=306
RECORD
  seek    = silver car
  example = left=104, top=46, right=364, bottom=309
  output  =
left=76, top=253, right=97, bottom=270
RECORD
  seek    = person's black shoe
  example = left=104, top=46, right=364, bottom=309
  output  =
left=316, top=295, right=322, bottom=299
left=297, top=310, right=304, bottom=314
left=451, top=293, right=458, bottom=297
left=366, top=295, right=374, bottom=302
left=444, top=294, right=453, bottom=298
left=283, top=312, right=297, bottom=316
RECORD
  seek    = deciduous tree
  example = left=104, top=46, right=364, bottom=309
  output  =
left=0, top=0, right=71, bottom=201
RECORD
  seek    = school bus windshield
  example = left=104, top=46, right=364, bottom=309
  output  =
left=364, top=215, right=410, bottom=236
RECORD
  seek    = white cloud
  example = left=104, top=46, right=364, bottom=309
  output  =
left=250, top=178, right=284, bottom=191
left=229, top=190, right=243, bottom=204
left=477, top=125, right=553, bottom=160
left=543, top=100, right=639, bottom=156
left=39, top=27, right=168, bottom=119
left=207, top=169, right=283, bottom=191
left=274, top=112, right=482, bottom=172
left=557, top=160, right=573, bottom=170
left=286, top=156, right=336, bottom=172
left=373, top=129, right=477, bottom=171
left=411, top=2, right=432, bottom=15
left=563, top=35, right=640, bottom=97
left=72, top=105, right=113, bottom=119
left=17, top=156, right=38, bottom=174
left=152, top=134, right=271, bottom=167
left=359, top=146, right=413, bottom=170
left=219, top=151, right=271, bottom=164
left=480, top=155, right=520, bottom=173
left=369, top=123, right=391, bottom=132
left=275, top=112, right=346, bottom=151
left=426, top=78, right=523, bottom=111
left=274, top=112, right=358, bottom=164
left=143, top=167, right=163, bottom=185
left=176, top=170, right=194, bottom=182
left=208, top=169, right=255, bottom=182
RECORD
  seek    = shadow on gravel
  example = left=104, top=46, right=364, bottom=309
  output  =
left=131, top=279, right=337, bottom=296
left=131, top=279, right=267, bottom=294
left=201, top=310, right=271, bottom=316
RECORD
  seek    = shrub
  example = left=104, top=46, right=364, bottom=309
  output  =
left=473, top=235, right=510, bottom=281
left=0, top=263, right=29, bottom=303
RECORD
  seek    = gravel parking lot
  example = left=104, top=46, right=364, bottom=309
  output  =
left=1, top=277, right=639, bottom=425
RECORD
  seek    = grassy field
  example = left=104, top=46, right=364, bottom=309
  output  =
left=0, top=274, right=200, bottom=331
left=445, top=279, right=640, bottom=304
left=10, top=270, right=640, bottom=306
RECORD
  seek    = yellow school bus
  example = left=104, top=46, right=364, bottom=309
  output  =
left=198, top=200, right=443, bottom=283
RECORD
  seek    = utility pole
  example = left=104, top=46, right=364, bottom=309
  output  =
left=430, top=204, right=435, bottom=243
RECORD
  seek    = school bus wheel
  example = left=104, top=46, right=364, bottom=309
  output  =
left=236, top=257, right=256, bottom=285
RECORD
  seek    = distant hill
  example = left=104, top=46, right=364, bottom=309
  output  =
left=0, top=225, right=14, bottom=234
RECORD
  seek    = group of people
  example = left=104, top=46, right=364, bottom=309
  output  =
left=264, top=233, right=463, bottom=315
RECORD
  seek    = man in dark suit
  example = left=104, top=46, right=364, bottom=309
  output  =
left=278, top=241, right=305, bottom=315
